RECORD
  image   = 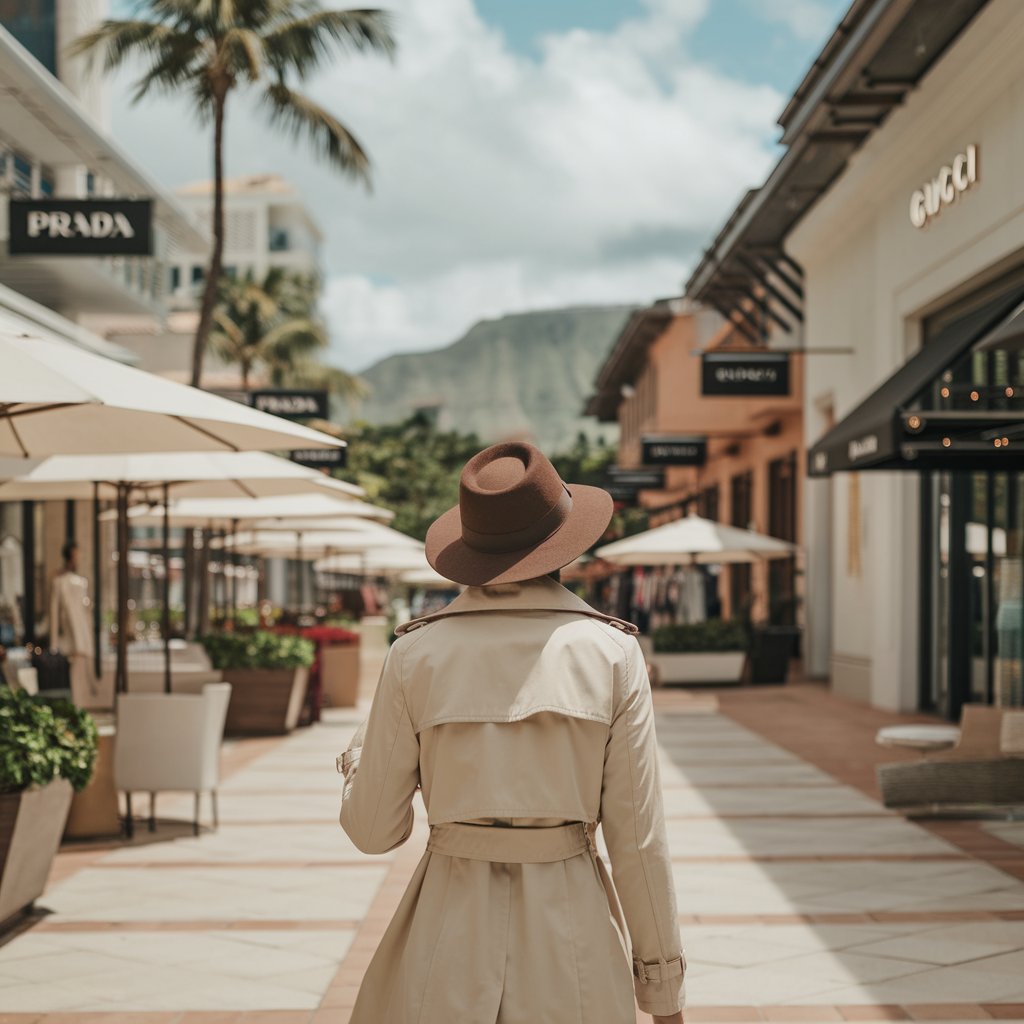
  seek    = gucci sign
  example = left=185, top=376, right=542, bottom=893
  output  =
left=909, top=145, right=978, bottom=229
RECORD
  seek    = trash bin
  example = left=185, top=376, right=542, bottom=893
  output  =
left=749, top=625, right=800, bottom=684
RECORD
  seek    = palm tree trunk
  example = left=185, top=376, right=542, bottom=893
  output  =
left=191, top=91, right=227, bottom=389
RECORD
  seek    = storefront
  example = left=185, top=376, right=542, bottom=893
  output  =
left=586, top=300, right=804, bottom=624
left=790, top=0, right=1024, bottom=717
left=683, top=0, right=1018, bottom=715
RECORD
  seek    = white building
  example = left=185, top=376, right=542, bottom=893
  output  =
left=0, top=4, right=205, bottom=644
left=171, top=174, right=322, bottom=301
left=688, top=0, right=1021, bottom=721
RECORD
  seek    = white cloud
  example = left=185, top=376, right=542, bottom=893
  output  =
left=111, top=0, right=785, bottom=370
left=750, top=0, right=838, bottom=43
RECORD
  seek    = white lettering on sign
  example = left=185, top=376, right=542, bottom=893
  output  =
left=255, top=394, right=320, bottom=415
left=909, top=145, right=978, bottom=228
left=848, top=435, right=879, bottom=463
left=25, top=209, right=136, bottom=240
left=714, top=365, right=780, bottom=384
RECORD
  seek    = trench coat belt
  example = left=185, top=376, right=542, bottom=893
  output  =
left=426, top=821, right=597, bottom=863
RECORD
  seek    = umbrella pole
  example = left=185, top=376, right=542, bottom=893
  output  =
left=162, top=483, right=171, bottom=695
left=197, top=526, right=211, bottom=636
left=297, top=533, right=304, bottom=614
left=230, top=518, right=238, bottom=626
left=92, top=482, right=102, bottom=683
left=183, top=527, right=194, bottom=639
left=116, top=484, right=129, bottom=694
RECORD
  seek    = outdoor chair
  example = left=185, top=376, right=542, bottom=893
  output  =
left=114, top=682, right=232, bottom=838
left=15, top=666, right=38, bottom=695
left=877, top=704, right=1024, bottom=812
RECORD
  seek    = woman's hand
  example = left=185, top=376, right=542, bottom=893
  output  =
left=652, top=1014, right=683, bottom=1024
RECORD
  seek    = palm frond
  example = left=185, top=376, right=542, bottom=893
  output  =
left=68, top=20, right=180, bottom=72
left=129, top=32, right=209, bottom=101
left=289, top=358, right=368, bottom=400
left=261, top=316, right=328, bottom=359
left=261, top=82, right=371, bottom=185
left=263, top=9, right=395, bottom=79
left=221, top=26, right=264, bottom=80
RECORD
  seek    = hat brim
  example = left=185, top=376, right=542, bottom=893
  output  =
left=425, top=483, right=614, bottom=587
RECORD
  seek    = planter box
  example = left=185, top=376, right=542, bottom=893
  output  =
left=0, top=779, right=73, bottom=929
left=221, top=666, right=309, bottom=735
left=649, top=651, right=746, bottom=685
left=64, top=724, right=120, bottom=840
left=321, top=645, right=361, bottom=708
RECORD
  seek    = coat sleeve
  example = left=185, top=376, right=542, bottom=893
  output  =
left=339, top=642, right=420, bottom=854
left=599, top=635, right=686, bottom=1016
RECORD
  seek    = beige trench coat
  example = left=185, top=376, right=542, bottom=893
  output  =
left=339, top=577, right=686, bottom=1022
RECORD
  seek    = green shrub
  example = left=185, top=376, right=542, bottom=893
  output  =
left=0, top=688, right=98, bottom=794
left=652, top=620, right=748, bottom=654
left=200, top=631, right=315, bottom=670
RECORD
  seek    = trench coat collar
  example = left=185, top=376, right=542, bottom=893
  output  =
left=395, top=576, right=638, bottom=636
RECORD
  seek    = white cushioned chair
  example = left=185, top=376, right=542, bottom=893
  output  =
left=114, top=682, right=232, bottom=837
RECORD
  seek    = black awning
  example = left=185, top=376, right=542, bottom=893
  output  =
left=808, top=294, right=1024, bottom=477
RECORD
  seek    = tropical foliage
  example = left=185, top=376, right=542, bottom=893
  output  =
left=200, top=631, right=315, bottom=670
left=340, top=412, right=482, bottom=541
left=211, top=268, right=362, bottom=398
left=0, top=688, right=98, bottom=794
left=73, top=0, right=395, bottom=387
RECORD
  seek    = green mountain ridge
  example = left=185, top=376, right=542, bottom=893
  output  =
left=343, top=305, right=632, bottom=453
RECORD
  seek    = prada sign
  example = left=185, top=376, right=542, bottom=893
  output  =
left=290, top=447, right=347, bottom=469
left=641, top=436, right=707, bottom=466
left=249, top=389, right=329, bottom=421
left=8, top=198, right=153, bottom=256
left=702, top=352, right=790, bottom=396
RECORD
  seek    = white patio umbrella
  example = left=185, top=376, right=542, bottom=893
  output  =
left=223, top=522, right=421, bottom=560
left=113, top=491, right=392, bottom=528
left=0, top=329, right=341, bottom=456
left=597, top=512, right=798, bottom=566
left=316, top=546, right=434, bottom=578
left=0, top=451, right=354, bottom=694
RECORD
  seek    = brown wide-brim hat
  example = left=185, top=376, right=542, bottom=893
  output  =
left=425, top=441, right=613, bottom=587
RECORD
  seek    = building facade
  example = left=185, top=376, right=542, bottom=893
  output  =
left=588, top=300, right=805, bottom=625
left=686, top=0, right=1021, bottom=719
left=0, top=7, right=203, bottom=644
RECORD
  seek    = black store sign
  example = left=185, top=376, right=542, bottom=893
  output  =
left=702, top=352, right=790, bottom=396
left=250, top=389, right=329, bottom=421
left=607, top=467, right=666, bottom=489
left=290, top=447, right=347, bottom=470
left=8, top=198, right=153, bottom=256
left=641, top=436, right=707, bottom=466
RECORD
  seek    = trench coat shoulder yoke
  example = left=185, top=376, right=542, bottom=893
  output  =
left=394, top=579, right=639, bottom=637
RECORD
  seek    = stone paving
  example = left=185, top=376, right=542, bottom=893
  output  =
left=1, top=680, right=1023, bottom=1023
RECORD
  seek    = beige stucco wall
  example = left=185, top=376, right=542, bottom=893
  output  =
left=789, top=0, right=1024, bottom=709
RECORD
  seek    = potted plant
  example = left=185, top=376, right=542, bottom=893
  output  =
left=645, top=620, right=748, bottom=685
left=276, top=625, right=361, bottom=716
left=0, top=688, right=97, bottom=928
left=200, top=631, right=315, bottom=735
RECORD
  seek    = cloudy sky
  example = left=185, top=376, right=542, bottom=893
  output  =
left=111, top=0, right=847, bottom=370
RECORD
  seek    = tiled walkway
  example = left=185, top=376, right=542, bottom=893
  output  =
left=2, top=682, right=1023, bottom=1023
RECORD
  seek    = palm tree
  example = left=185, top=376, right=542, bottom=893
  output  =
left=73, top=1, right=394, bottom=388
left=211, top=267, right=363, bottom=399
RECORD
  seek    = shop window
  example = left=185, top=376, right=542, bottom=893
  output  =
left=768, top=452, right=797, bottom=625
left=269, top=227, right=290, bottom=251
left=697, top=485, right=719, bottom=521
left=1, top=0, right=57, bottom=74
left=730, top=471, right=753, bottom=621
left=191, top=265, right=205, bottom=284
left=12, top=154, right=31, bottom=196
left=170, top=266, right=181, bottom=292
left=38, top=167, right=54, bottom=196
left=920, top=267, right=1024, bottom=718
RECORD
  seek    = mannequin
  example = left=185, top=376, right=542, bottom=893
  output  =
left=50, top=540, right=99, bottom=706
